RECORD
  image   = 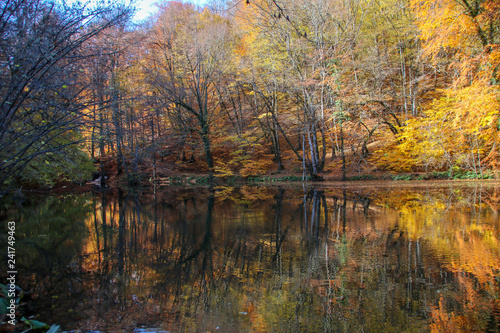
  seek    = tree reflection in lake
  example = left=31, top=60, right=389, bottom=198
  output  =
left=1, top=183, right=500, bottom=332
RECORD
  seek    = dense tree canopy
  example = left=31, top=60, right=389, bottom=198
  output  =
left=1, top=0, right=500, bottom=188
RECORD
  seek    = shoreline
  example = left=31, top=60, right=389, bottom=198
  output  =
left=4, top=171, right=500, bottom=198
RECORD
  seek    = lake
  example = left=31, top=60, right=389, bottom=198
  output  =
left=1, top=182, right=500, bottom=332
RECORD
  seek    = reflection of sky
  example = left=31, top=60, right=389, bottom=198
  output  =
left=133, top=0, right=209, bottom=21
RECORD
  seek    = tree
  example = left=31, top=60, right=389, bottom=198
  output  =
left=86, top=24, right=156, bottom=186
left=86, top=24, right=133, bottom=185
left=233, top=0, right=337, bottom=179
left=411, top=0, right=500, bottom=84
left=0, top=0, right=131, bottom=187
left=373, top=0, right=500, bottom=175
left=145, top=2, right=233, bottom=181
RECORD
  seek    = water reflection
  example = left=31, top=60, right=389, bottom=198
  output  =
left=1, top=184, right=500, bottom=332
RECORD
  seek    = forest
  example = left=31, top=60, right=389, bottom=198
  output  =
left=1, top=0, right=500, bottom=189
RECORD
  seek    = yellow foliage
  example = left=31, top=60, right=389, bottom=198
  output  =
left=257, top=112, right=272, bottom=119
left=214, top=159, right=234, bottom=178
left=239, top=157, right=274, bottom=177
left=374, top=81, right=500, bottom=172
left=220, top=134, right=275, bottom=177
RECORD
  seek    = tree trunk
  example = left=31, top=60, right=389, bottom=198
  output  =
left=200, top=120, right=214, bottom=183
left=340, top=122, right=346, bottom=181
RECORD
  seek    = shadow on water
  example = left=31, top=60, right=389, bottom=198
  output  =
left=1, top=183, right=500, bottom=332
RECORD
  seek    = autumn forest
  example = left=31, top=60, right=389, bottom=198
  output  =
left=2, top=0, right=500, bottom=188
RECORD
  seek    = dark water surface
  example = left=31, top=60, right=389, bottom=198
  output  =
left=2, top=182, right=500, bottom=332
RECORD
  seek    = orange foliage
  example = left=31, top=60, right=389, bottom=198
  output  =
left=429, top=296, right=465, bottom=333
left=411, top=0, right=500, bottom=83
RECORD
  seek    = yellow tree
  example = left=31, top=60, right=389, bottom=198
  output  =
left=412, top=0, right=500, bottom=84
left=376, top=0, right=500, bottom=175
left=234, top=0, right=365, bottom=180
left=231, top=0, right=301, bottom=174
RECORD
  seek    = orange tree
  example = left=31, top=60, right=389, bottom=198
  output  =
left=144, top=2, right=234, bottom=180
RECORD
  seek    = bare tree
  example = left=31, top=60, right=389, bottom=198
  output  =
left=0, top=0, right=131, bottom=187
left=145, top=2, right=233, bottom=180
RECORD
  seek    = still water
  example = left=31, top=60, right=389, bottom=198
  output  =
left=2, top=182, right=500, bottom=332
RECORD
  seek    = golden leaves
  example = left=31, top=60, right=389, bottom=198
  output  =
left=411, top=0, right=500, bottom=82
left=375, top=81, right=500, bottom=173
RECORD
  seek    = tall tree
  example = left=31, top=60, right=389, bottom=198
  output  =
left=145, top=2, right=233, bottom=180
left=235, top=0, right=363, bottom=179
left=0, top=0, right=131, bottom=187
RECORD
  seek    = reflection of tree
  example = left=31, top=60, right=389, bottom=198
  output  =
left=273, top=188, right=286, bottom=277
left=6, top=185, right=500, bottom=331
left=377, top=185, right=500, bottom=332
left=0, top=195, right=92, bottom=324
left=302, top=188, right=329, bottom=240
